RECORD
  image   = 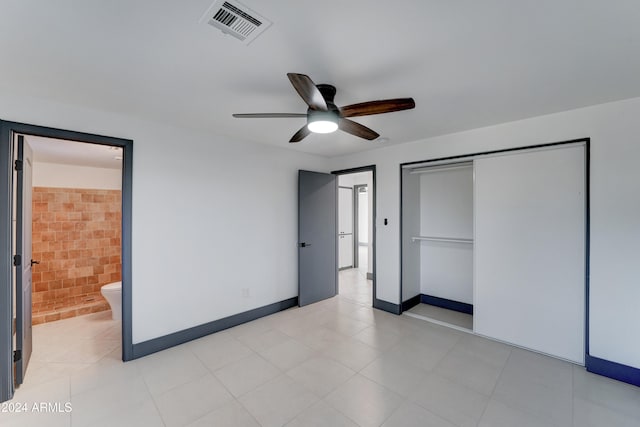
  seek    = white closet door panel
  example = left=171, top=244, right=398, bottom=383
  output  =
left=474, top=145, right=585, bottom=363
left=339, top=187, right=353, bottom=234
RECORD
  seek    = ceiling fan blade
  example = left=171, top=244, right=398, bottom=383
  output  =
left=289, top=125, right=311, bottom=143
left=233, top=113, right=307, bottom=118
left=339, top=119, right=380, bottom=140
left=287, top=73, right=328, bottom=111
left=340, top=98, right=415, bottom=118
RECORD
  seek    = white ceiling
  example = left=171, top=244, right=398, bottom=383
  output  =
left=25, top=135, right=123, bottom=170
left=1, top=1, right=639, bottom=158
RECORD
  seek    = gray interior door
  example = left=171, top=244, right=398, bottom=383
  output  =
left=15, top=134, right=33, bottom=385
left=298, top=170, right=337, bottom=306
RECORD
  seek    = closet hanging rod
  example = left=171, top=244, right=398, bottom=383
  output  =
left=406, top=161, right=473, bottom=174
left=411, top=236, right=474, bottom=244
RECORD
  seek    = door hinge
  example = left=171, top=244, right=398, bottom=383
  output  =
left=13, top=254, right=21, bottom=266
left=14, top=159, right=23, bottom=171
left=13, top=350, right=21, bottom=362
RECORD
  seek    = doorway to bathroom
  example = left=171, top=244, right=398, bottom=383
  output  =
left=335, top=167, right=375, bottom=306
left=23, top=134, right=124, bottom=387
left=0, top=120, right=133, bottom=403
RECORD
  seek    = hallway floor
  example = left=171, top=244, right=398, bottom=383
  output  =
left=339, top=245, right=372, bottom=306
left=339, top=268, right=372, bottom=306
left=3, top=297, right=640, bottom=426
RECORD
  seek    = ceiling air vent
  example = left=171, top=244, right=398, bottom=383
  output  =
left=201, top=0, right=272, bottom=45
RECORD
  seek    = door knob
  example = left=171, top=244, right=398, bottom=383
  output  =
left=30, top=259, right=40, bottom=267
left=299, top=242, right=312, bottom=248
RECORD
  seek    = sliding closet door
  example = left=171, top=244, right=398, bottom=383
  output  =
left=474, top=144, right=585, bottom=363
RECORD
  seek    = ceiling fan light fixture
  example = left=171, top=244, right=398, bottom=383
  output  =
left=307, top=111, right=338, bottom=134
left=308, top=120, right=338, bottom=134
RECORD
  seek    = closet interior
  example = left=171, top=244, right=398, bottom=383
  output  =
left=402, top=162, right=474, bottom=330
left=401, top=142, right=587, bottom=364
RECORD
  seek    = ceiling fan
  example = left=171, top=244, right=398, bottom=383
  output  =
left=232, top=73, right=416, bottom=143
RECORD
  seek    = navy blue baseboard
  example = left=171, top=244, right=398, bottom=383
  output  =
left=130, top=297, right=298, bottom=360
left=401, top=294, right=421, bottom=312
left=421, top=294, right=473, bottom=315
left=373, top=298, right=401, bottom=315
left=586, top=354, right=640, bottom=387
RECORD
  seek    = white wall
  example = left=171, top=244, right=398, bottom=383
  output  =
left=0, top=93, right=329, bottom=344
left=329, top=97, right=640, bottom=370
left=33, top=162, right=122, bottom=190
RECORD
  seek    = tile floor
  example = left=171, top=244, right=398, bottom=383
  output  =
left=2, top=273, right=640, bottom=426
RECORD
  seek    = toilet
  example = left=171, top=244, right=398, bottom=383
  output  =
left=101, top=281, right=122, bottom=321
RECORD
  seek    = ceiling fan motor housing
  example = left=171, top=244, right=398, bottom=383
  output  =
left=316, top=84, right=337, bottom=104
left=307, top=83, right=340, bottom=131
left=308, top=109, right=338, bottom=122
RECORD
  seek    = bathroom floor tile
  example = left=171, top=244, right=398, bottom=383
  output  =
left=21, top=361, right=91, bottom=388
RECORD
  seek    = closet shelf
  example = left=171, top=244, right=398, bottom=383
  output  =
left=411, top=236, right=474, bottom=244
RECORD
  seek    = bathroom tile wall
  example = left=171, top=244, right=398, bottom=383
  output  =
left=31, top=187, right=122, bottom=324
